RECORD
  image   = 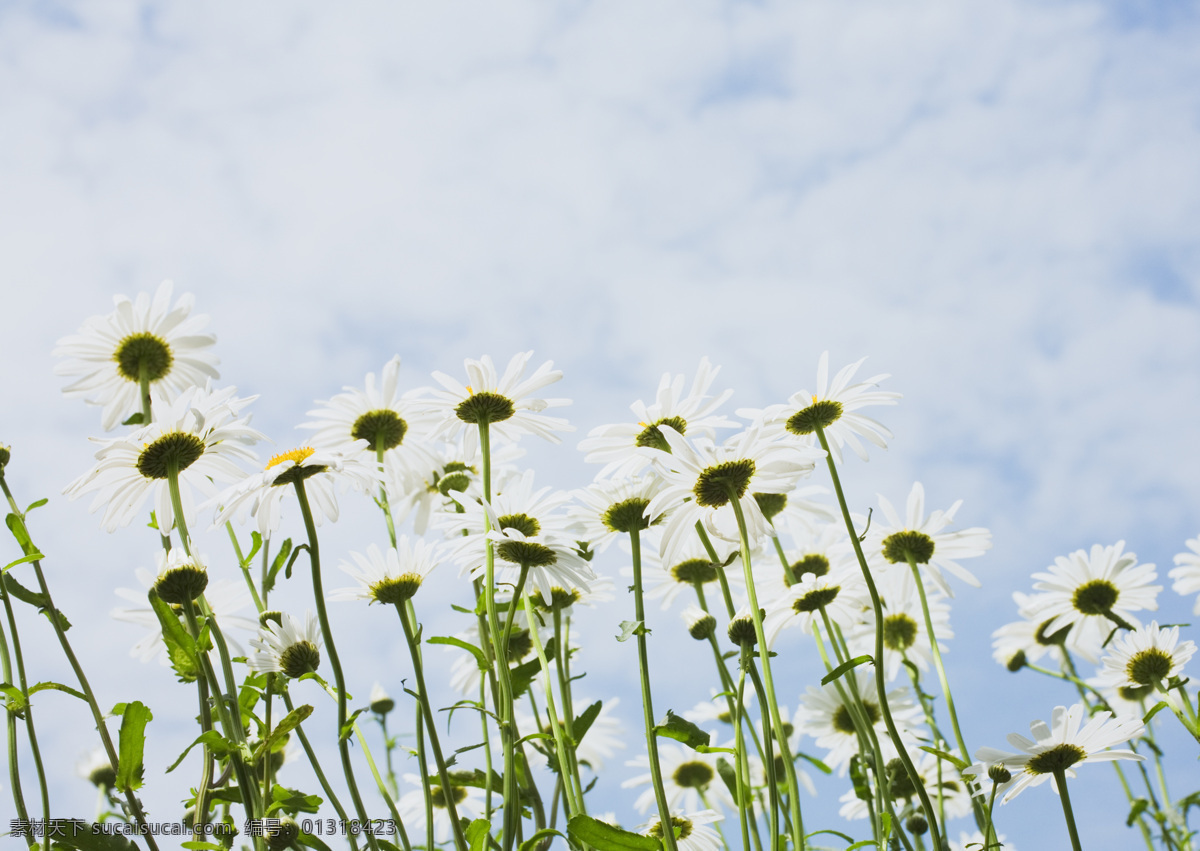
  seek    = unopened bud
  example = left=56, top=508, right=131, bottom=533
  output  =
left=988, top=764, right=1012, bottom=784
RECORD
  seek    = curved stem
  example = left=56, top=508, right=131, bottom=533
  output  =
left=293, top=480, right=381, bottom=851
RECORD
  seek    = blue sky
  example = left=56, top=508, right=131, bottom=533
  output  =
left=2, top=2, right=1199, bottom=849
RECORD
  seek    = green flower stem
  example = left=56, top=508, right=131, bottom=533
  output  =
left=813, top=424, right=941, bottom=843
left=905, top=560, right=970, bottom=761
left=350, top=719, right=413, bottom=851
left=1052, top=769, right=1085, bottom=851
left=693, top=523, right=737, bottom=619
left=732, top=656, right=753, bottom=851
left=376, top=712, right=397, bottom=800
left=477, top=423, right=521, bottom=851
left=0, top=580, right=50, bottom=851
left=500, top=565, right=531, bottom=654
left=1111, top=759, right=1158, bottom=851
left=628, top=527, right=679, bottom=851
left=281, top=690, right=360, bottom=851
left=191, top=673, right=216, bottom=835
left=742, top=652, right=782, bottom=842
left=522, top=594, right=583, bottom=819
left=138, top=363, right=152, bottom=423
left=413, top=707, right=435, bottom=851
left=224, top=522, right=265, bottom=613
left=292, top=479, right=381, bottom=851
left=726, top=493, right=805, bottom=851
left=552, top=607, right=588, bottom=817
left=374, top=445, right=400, bottom=548
left=0, top=474, right=162, bottom=851
left=263, top=679, right=276, bottom=807
left=0, top=610, right=33, bottom=847
left=396, top=601, right=468, bottom=851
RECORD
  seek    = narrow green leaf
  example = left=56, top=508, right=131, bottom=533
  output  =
left=296, top=829, right=335, bottom=851
left=245, top=530, right=263, bottom=565
left=41, top=821, right=138, bottom=850
left=25, top=498, right=48, bottom=514
left=5, top=512, right=35, bottom=553
left=796, top=750, right=833, bottom=774
left=26, top=681, right=89, bottom=703
left=568, top=814, right=661, bottom=851
left=820, top=654, right=873, bottom=686
left=254, top=704, right=313, bottom=762
left=616, top=620, right=650, bottom=642
left=716, top=757, right=742, bottom=804
left=520, top=828, right=566, bottom=851
left=1127, top=797, right=1150, bottom=827
left=1143, top=700, right=1172, bottom=724
left=429, top=635, right=489, bottom=672
left=3, top=572, right=49, bottom=607
left=510, top=638, right=557, bottom=699
left=338, top=707, right=368, bottom=742
left=0, top=683, right=27, bottom=714
left=572, top=700, right=603, bottom=748
left=4, top=551, right=45, bottom=572
left=264, top=537, right=294, bottom=593
left=425, top=768, right=504, bottom=793
left=805, top=829, right=856, bottom=843
left=181, top=842, right=225, bottom=850
left=115, top=700, right=152, bottom=791
left=122, top=412, right=146, bottom=426
left=269, top=784, right=324, bottom=815
left=166, top=730, right=239, bottom=773
left=654, top=709, right=711, bottom=750
left=846, top=841, right=880, bottom=850
left=918, top=745, right=970, bottom=771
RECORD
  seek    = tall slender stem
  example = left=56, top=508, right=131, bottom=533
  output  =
left=281, top=690, right=360, bottom=851
left=1053, top=770, right=1085, bottom=851
left=293, top=479, right=381, bottom=851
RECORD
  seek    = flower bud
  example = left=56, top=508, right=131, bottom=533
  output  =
left=988, top=764, right=1012, bottom=784
left=369, top=682, right=395, bottom=716
left=905, top=814, right=928, bottom=836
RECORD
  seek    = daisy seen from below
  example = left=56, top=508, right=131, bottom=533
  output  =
left=397, top=773, right=485, bottom=845
left=1170, top=535, right=1200, bottom=615
left=54, top=280, right=220, bottom=430
left=871, top=481, right=992, bottom=597
left=837, top=747, right=974, bottom=822
left=972, top=703, right=1144, bottom=804
left=418, top=351, right=572, bottom=451
left=762, top=558, right=867, bottom=645
left=623, top=738, right=735, bottom=815
left=65, top=384, right=261, bottom=534
left=637, top=532, right=745, bottom=611
left=571, top=475, right=666, bottom=553
left=248, top=612, right=323, bottom=678
left=745, top=351, right=899, bottom=464
left=330, top=539, right=440, bottom=606
left=645, top=423, right=822, bottom=568
left=579, top=357, right=737, bottom=479
left=1026, top=542, right=1160, bottom=663
left=990, top=591, right=1070, bottom=672
left=1095, top=621, right=1196, bottom=692
left=847, top=566, right=952, bottom=682
left=638, top=810, right=724, bottom=851
left=211, top=444, right=378, bottom=538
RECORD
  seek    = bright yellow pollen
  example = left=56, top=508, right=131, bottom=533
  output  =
left=266, top=447, right=316, bottom=470
left=465, top=385, right=474, bottom=395
left=812, top=394, right=819, bottom=404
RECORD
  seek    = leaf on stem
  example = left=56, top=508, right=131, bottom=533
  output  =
left=616, top=620, right=650, bottom=642
left=820, top=654, right=873, bottom=686
left=567, top=814, right=661, bottom=851
left=653, top=709, right=711, bottom=750
left=115, top=700, right=152, bottom=791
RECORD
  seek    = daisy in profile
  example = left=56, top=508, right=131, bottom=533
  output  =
left=637, top=533, right=745, bottom=611
left=638, top=810, right=723, bottom=851
left=1025, top=542, right=1160, bottom=662
left=990, top=592, right=1069, bottom=672
left=65, top=384, right=261, bottom=534
left=871, top=482, right=992, bottom=597
left=645, top=424, right=822, bottom=568
left=972, top=703, right=1144, bottom=803
left=418, top=352, right=572, bottom=452
left=745, top=351, right=899, bottom=464
left=847, top=567, right=951, bottom=682
left=211, top=445, right=378, bottom=538
left=1170, top=536, right=1200, bottom=615
left=579, top=357, right=737, bottom=479
left=247, top=612, right=323, bottom=678
left=397, top=773, right=485, bottom=845
left=763, top=559, right=867, bottom=644
left=623, top=738, right=735, bottom=815
left=54, top=281, right=220, bottom=430
left=330, top=539, right=441, bottom=606
left=571, top=476, right=666, bottom=553
left=1095, top=621, right=1196, bottom=692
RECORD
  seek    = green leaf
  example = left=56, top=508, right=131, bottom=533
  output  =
left=264, top=537, right=294, bottom=594
left=295, top=829, right=335, bottom=851
left=572, top=699, right=603, bottom=750
left=5, top=512, right=36, bottom=554
left=122, top=412, right=146, bottom=426
left=519, top=828, right=566, bottom=851
left=510, top=638, right=557, bottom=699
left=425, top=768, right=504, bottom=793
left=338, top=707, right=367, bottom=742
left=820, top=654, right=874, bottom=686
left=716, top=757, right=743, bottom=804
left=147, top=587, right=201, bottom=683
left=244, top=531, right=263, bottom=566
left=269, top=784, right=324, bottom=815
left=1144, top=701, right=1172, bottom=724
left=4, top=551, right=45, bottom=572
left=254, top=704, right=313, bottom=762
left=568, top=814, right=661, bottom=851
left=25, top=498, right=48, bottom=514
left=805, top=829, right=856, bottom=844
left=796, top=750, right=833, bottom=774
left=616, top=620, right=650, bottom=642
left=1127, top=797, right=1150, bottom=827
left=654, top=709, right=711, bottom=750
left=0, top=683, right=27, bottom=714
left=465, top=817, right=492, bottom=851
left=42, top=820, right=138, bottom=850
left=429, top=635, right=489, bottom=672
left=181, top=843, right=226, bottom=850
left=166, top=730, right=240, bottom=773
left=846, top=841, right=881, bottom=850
left=115, top=700, right=152, bottom=791
left=918, top=745, right=970, bottom=771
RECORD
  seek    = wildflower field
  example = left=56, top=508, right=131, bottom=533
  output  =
left=1, top=283, right=1197, bottom=851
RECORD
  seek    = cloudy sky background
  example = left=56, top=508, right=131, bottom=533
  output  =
left=2, top=1, right=1199, bottom=848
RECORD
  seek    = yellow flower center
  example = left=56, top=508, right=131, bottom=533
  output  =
left=266, top=447, right=316, bottom=470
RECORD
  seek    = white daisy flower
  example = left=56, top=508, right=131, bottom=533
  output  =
left=638, top=810, right=724, bottom=851
left=330, top=539, right=441, bottom=606
left=77, top=748, right=116, bottom=790
left=54, top=280, right=220, bottom=430
left=112, top=565, right=257, bottom=665
left=838, top=747, right=974, bottom=821
left=634, top=532, right=745, bottom=612
left=418, top=351, right=572, bottom=452
left=397, top=772, right=485, bottom=845
left=1169, top=536, right=1200, bottom=615
left=744, top=351, right=900, bottom=464
left=211, top=445, right=379, bottom=538
left=990, top=592, right=1069, bottom=671
left=972, top=703, right=1144, bottom=803
left=871, top=481, right=992, bottom=597
left=646, top=424, right=822, bottom=569
left=1026, top=542, right=1161, bottom=663
left=65, top=384, right=261, bottom=534
left=795, top=670, right=923, bottom=776
left=571, top=476, right=667, bottom=553
left=847, top=567, right=951, bottom=682
left=1095, top=621, right=1196, bottom=691
left=579, top=357, right=737, bottom=479
left=248, top=612, right=323, bottom=678
left=623, top=738, right=736, bottom=815
left=763, top=559, right=868, bottom=644
left=368, top=682, right=395, bottom=715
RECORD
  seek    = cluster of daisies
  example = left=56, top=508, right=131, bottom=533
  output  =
left=10, top=280, right=1190, bottom=851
